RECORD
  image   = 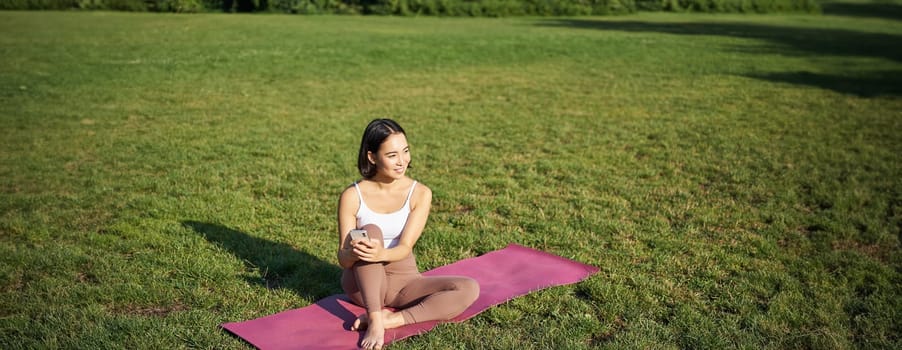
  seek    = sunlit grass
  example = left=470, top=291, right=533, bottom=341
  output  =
left=1, top=7, right=900, bottom=349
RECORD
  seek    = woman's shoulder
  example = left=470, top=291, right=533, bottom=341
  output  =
left=339, top=182, right=360, bottom=201
left=337, top=183, right=362, bottom=217
left=341, top=181, right=358, bottom=192
left=412, top=180, right=431, bottom=193
left=411, top=180, right=432, bottom=206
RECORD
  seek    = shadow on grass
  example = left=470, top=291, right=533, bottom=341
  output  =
left=537, top=19, right=902, bottom=97
left=537, top=19, right=902, bottom=62
left=822, top=2, right=902, bottom=21
left=183, top=221, right=341, bottom=301
left=746, top=70, right=902, bottom=97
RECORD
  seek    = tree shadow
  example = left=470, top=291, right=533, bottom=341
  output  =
left=746, top=70, right=902, bottom=97
left=822, top=2, right=902, bottom=21
left=183, top=221, right=342, bottom=302
left=537, top=19, right=902, bottom=62
left=536, top=19, right=902, bottom=97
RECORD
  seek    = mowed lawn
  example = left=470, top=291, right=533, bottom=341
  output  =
left=1, top=6, right=900, bottom=349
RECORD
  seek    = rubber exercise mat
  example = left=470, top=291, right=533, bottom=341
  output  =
left=221, top=243, right=598, bottom=349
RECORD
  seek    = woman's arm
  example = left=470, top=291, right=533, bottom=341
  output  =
left=336, top=186, right=362, bottom=269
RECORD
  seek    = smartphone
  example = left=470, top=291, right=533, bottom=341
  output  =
left=349, top=229, right=368, bottom=241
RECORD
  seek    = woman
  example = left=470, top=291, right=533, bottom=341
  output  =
left=337, top=119, right=480, bottom=350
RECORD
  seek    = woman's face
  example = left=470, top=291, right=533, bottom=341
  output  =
left=368, top=133, right=410, bottom=180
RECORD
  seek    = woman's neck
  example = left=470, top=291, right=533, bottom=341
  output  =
left=365, top=175, right=409, bottom=191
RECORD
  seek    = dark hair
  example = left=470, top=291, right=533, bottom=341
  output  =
left=358, top=119, right=407, bottom=178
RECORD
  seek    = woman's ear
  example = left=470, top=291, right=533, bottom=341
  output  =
left=367, top=151, right=376, bottom=165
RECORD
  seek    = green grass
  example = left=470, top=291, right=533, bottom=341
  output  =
left=1, top=4, right=900, bottom=349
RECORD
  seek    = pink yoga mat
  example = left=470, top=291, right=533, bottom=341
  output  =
left=221, top=243, right=598, bottom=349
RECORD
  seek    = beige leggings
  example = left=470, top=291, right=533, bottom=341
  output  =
left=341, top=225, right=479, bottom=324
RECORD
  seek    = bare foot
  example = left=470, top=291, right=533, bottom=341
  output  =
left=360, top=312, right=385, bottom=350
left=356, top=310, right=407, bottom=349
left=351, top=310, right=406, bottom=331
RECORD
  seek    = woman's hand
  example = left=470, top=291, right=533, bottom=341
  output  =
left=350, top=238, right=385, bottom=263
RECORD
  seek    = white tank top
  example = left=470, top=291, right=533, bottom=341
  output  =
left=354, top=181, right=417, bottom=249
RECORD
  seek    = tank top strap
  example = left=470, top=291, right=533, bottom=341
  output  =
left=353, top=182, right=365, bottom=208
left=404, top=181, right=418, bottom=208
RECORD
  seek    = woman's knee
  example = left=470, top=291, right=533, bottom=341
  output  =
left=360, top=224, right=384, bottom=241
left=459, top=277, right=480, bottom=304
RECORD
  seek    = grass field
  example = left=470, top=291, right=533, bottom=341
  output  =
left=1, top=3, right=901, bottom=349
